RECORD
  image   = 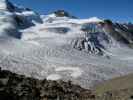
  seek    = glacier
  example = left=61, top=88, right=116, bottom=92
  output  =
left=0, top=0, right=133, bottom=89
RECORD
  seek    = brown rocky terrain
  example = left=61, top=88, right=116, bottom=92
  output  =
left=95, top=73, right=133, bottom=100
left=1, top=67, right=133, bottom=100
left=0, top=68, right=95, bottom=100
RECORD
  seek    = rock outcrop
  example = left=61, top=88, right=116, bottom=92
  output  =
left=0, top=68, right=95, bottom=100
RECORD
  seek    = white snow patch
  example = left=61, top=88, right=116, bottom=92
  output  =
left=68, top=17, right=103, bottom=24
left=22, top=33, right=37, bottom=40
left=0, top=0, right=7, bottom=10
left=2, top=50, right=11, bottom=55
left=47, top=14, right=56, bottom=18
left=87, top=17, right=103, bottom=22
left=121, top=57, right=133, bottom=60
left=22, top=11, right=35, bottom=16
left=27, top=40, right=40, bottom=46
left=55, top=67, right=83, bottom=78
left=47, top=74, right=62, bottom=80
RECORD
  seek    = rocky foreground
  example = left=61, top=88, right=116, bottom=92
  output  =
left=1, top=67, right=133, bottom=100
left=0, top=68, right=95, bottom=100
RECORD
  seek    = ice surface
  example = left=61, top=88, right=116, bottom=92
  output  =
left=46, top=74, right=62, bottom=80
left=0, top=0, right=133, bottom=89
left=55, top=67, right=83, bottom=78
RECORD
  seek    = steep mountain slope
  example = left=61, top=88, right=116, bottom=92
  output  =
left=95, top=73, right=133, bottom=100
left=0, top=0, right=133, bottom=89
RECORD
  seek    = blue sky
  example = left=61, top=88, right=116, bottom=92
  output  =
left=10, top=0, right=133, bottom=22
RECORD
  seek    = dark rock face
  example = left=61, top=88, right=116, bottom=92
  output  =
left=114, top=23, right=133, bottom=43
left=46, top=27, right=70, bottom=34
left=72, top=36, right=105, bottom=55
left=6, top=0, right=16, bottom=12
left=54, top=10, right=77, bottom=18
left=101, top=21, right=133, bottom=45
left=78, top=21, right=133, bottom=55
left=76, top=23, right=110, bottom=55
left=14, top=14, right=36, bottom=29
left=0, top=68, right=95, bottom=100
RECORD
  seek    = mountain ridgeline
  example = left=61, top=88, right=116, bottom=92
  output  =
left=0, top=0, right=133, bottom=56
left=78, top=20, right=133, bottom=55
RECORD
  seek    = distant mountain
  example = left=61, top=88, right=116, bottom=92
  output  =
left=0, top=0, right=133, bottom=89
left=0, top=0, right=42, bottom=38
left=53, top=10, right=77, bottom=18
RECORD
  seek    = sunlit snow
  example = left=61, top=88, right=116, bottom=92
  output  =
left=0, top=0, right=133, bottom=89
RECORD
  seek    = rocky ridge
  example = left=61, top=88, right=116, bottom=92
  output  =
left=0, top=68, right=95, bottom=100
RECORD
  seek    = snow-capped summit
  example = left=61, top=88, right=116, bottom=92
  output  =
left=0, top=0, right=8, bottom=10
left=87, top=17, right=103, bottom=23
left=53, top=10, right=77, bottom=18
left=0, top=0, right=43, bottom=38
left=0, top=0, right=133, bottom=54
left=0, top=0, right=16, bottom=11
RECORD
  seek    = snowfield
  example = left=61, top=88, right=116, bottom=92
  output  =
left=0, top=0, right=133, bottom=89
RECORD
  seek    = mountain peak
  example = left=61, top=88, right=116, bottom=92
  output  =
left=53, top=10, right=77, bottom=18
left=0, top=0, right=15, bottom=12
left=87, top=17, right=103, bottom=23
left=0, top=0, right=8, bottom=10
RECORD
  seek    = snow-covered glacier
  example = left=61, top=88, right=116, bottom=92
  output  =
left=0, top=0, right=133, bottom=88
